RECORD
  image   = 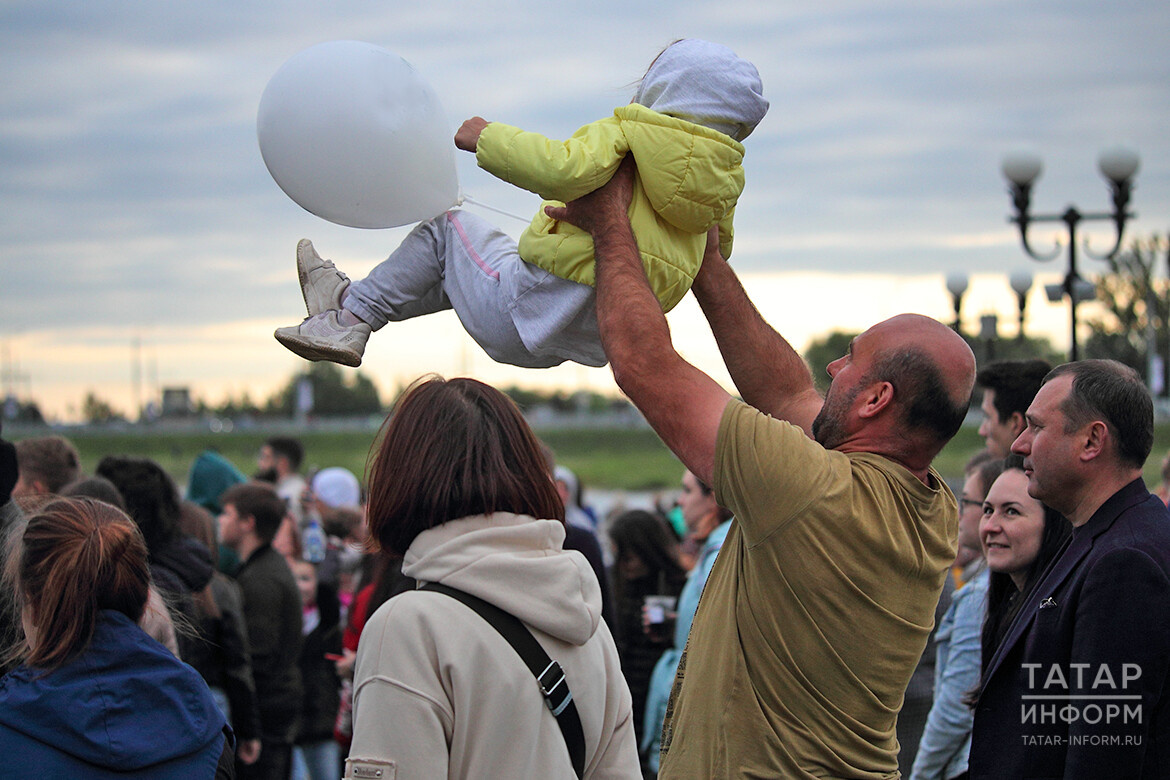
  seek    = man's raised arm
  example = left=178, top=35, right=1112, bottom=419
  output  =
left=692, top=230, right=823, bottom=435
left=545, top=158, right=730, bottom=486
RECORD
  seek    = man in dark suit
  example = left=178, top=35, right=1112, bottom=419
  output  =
left=970, top=359, right=1170, bottom=779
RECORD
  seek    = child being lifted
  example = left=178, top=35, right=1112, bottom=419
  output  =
left=275, top=39, right=768, bottom=368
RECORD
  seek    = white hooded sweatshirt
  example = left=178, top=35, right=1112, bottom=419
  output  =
left=347, top=513, right=640, bottom=779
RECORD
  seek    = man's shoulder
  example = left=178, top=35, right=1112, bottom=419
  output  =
left=717, top=398, right=821, bottom=451
left=237, top=548, right=295, bottom=588
left=1098, top=488, right=1170, bottom=553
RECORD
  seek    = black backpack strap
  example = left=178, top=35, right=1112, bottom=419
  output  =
left=420, top=582, right=586, bottom=778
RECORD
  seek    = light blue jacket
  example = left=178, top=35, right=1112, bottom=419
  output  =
left=909, top=567, right=989, bottom=780
left=641, top=519, right=732, bottom=771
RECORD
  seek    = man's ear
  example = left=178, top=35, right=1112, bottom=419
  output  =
left=1080, top=420, right=1109, bottom=463
left=858, top=381, right=895, bottom=419
left=240, top=513, right=258, bottom=534
left=1008, top=410, right=1027, bottom=439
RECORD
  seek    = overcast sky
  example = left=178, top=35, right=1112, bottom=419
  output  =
left=2, top=1, right=1168, bottom=420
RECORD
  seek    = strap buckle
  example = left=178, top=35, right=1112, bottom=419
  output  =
left=538, top=661, right=573, bottom=716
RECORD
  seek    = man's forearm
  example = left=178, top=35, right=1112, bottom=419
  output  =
left=592, top=220, right=674, bottom=391
left=692, top=244, right=820, bottom=432
left=545, top=156, right=730, bottom=483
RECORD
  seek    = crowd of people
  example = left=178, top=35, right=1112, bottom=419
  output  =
left=2, top=36, right=1169, bottom=778
left=0, top=414, right=725, bottom=778
left=4, top=334, right=1170, bottom=780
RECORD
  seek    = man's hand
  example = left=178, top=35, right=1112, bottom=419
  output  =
left=455, top=117, right=489, bottom=152
left=237, top=738, right=262, bottom=765
left=544, top=155, right=637, bottom=235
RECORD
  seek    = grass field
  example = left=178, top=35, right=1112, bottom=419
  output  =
left=27, top=419, right=1170, bottom=493
left=56, top=424, right=687, bottom=492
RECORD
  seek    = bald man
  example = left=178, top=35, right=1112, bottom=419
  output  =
left=549, top=158, right=976, bottom=779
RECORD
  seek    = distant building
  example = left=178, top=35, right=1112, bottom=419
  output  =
left=161, top=387, right=194, bottom=418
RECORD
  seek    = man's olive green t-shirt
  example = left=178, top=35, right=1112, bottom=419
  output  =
left=659, top=400, right=957, bottom=779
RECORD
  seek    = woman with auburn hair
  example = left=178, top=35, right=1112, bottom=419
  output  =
left=348, top=376, right=640, bottom=779
left=0, top=497, right=234, bottom=778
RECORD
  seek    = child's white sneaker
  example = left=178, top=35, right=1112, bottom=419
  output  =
left=274, top=311, right=371, bottom=367
left=297, top=239, right=350, bottom=317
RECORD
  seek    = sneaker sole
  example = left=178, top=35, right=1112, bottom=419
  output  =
left=274, top=329, right=363, bottom=368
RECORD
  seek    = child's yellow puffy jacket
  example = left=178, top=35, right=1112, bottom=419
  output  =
left=475, top=103, right=746, bottom=312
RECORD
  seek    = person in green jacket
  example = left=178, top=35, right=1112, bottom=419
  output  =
left=275, top=38, right=768, bottom=369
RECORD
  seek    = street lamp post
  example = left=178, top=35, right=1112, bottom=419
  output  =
left=946, top=272, right=969, bottom=333
left=1009, top=270, right=1033, bottom=342
left=1001, top=147, right=1140, bottom=362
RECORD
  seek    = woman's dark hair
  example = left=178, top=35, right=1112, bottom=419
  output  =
left=366, top=376, right=564, bottom=557
left=971, top=457, right=1006, bottom=505
left=60, top=476, right=127, bottom=511
left=4, top=497, right=150, bottom=671
left=95, top=455, right=181, bottom=552
left=969, top=455, right=1071, bottom=705
left=608, top=509, right=686, bottom=598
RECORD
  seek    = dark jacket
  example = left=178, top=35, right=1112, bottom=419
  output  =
left=151, top=533, right=215, bottom=661
left=236, top=544, right=303, bottom=743
left=297, top=582, right=343, bottom=744
left=0, top=610, right=233, bottom=779
left=186, top=571, right=263, bottom=740
left=564, top=524, right=616, bottom=630
left=970, top=478, right=1170, bottom=779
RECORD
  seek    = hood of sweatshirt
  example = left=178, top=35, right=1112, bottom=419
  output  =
left=402, top=513, right=601, bottom=646
left=185, top=450, right=246, bottom=515
left=151, top=534, right=214, bottom=593
left=633, top=38, right=768, bottom=142
left=0, top=610, right=226, bottom=770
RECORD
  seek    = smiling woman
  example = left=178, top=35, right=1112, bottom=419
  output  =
left=978, top=454, right=1072, bottom=659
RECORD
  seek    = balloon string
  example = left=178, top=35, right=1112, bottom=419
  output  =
left=458, top=193, right=530, bottom=225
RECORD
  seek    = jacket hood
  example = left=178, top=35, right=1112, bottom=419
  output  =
left=402, top=513, right=602, bottom=646
left=634, top=38, right=768, bottom=142
left=152, top=534, right=214, bottom=592
left=185, top=450, right=246, bottom=515
left=615, top=104, right=745, bottom=235
left=0, top=610, right=226, bottom=770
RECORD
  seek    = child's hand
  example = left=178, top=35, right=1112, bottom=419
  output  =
left=455, top=117, right=490, bottom=152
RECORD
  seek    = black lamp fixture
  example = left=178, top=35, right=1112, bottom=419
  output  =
left=1002, top=147, right=1139, bottom=361
left=1009, top=270, right=1033, bottom=341
left=945, top=272, right=969, bottom=333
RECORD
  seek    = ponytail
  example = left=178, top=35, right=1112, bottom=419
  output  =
left=7, top=497, right=150, bottom=671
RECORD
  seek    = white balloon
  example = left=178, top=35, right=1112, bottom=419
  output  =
left=258, top=41, right=460, bottom=229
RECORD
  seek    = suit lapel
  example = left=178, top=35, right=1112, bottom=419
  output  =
left=981, top=534, right=1082, bottom=684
